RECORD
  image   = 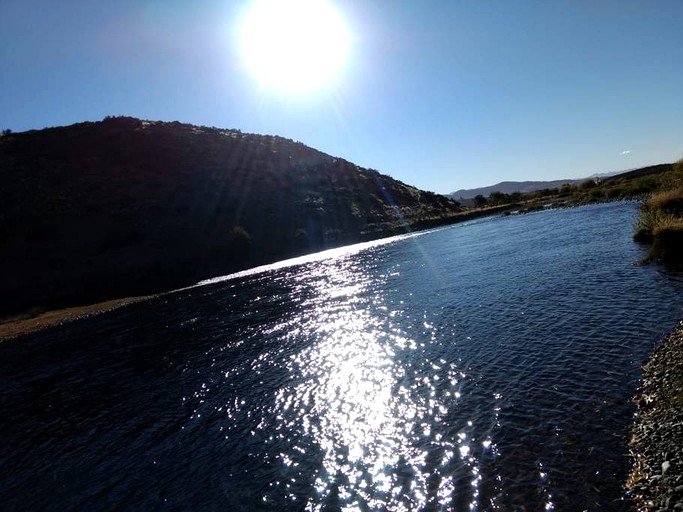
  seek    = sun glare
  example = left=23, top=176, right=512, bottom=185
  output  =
left=240, top=0, right=350, bottom=93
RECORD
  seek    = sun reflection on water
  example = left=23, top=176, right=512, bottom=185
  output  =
left=249, top=255, right=490, bottom=510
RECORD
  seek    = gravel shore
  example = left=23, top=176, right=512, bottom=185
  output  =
left=0, top=295, right=151, bottom=341
left=629, top=322, right=683, bottom=511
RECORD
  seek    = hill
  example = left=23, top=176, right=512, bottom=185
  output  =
left=450, top=179, right=583, bottom=200
left=0, top=116, right=463, bottom=317
left=602, top=163, right=673, bottom=183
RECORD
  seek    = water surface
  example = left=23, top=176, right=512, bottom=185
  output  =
left=1, top=202, right=682, bottom=511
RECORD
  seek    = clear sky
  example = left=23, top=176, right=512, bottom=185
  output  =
left=1, top=0, right=681, bottom=193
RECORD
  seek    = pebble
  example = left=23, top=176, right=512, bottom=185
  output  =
left=663, top=460, right=671, bottom=476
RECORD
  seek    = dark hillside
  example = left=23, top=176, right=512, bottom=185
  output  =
left=602, top=163, right=672, bottom=183
left=0, top=117, right=462, bottom=316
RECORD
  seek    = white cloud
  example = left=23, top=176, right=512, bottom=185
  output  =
left=621, top=150, right=631, bottom=155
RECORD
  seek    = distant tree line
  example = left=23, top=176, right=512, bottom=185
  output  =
left=468, top=167, right=676, bottom=211
left=473, top=190, right=524, bottom=208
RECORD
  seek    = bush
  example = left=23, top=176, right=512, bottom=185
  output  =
left=605, top=187, right=623, bottom=199
left=674, top=158, right=683, bottom=176
left=589, top=189, right=604, bottom=200
left=229, top=225, right=252, bottom=242
left=633, top=208, right=674, bottom=244
left=651, top=222, right=683, bottom=263
left=558, top=183, right=577, bottom=197
left=634, top=189, right=683, bottom=264
left=649, top=188, right=683, bottom=216
left=488, top=191, right=508, bottom=206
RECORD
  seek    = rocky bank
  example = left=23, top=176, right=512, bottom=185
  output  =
left=629, top=322, right=683, bottom=511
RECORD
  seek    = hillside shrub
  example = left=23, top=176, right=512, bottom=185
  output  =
left=589, top=189, right=604, bottom=200
left=229, top=225, right=252, bottom=242
left=662, top=158, right=683, bottom=189
left=558, top=183, right=577, bottom=196
left=473, top=195, right=487, bottom=208
left=294, top=228, right=308, bottom=240
left=676, top=159, right=683, bottom=174
left=605, top=187, right=623, bottom=199
left=488, top=191, right=507, bottom=206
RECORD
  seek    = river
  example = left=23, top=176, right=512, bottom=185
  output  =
left=1, top=202, right=682, bottom=511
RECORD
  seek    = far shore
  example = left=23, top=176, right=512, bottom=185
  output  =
left=0, top=295, right=153, bottom=341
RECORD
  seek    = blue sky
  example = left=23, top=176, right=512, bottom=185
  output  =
left=1, top=0, right=681, bottom=192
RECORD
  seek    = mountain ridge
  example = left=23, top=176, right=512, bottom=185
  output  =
left=450, top=171, right=623, bottom=199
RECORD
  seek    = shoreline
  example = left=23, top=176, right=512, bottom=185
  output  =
left=0, top=201, right=630, bottom=341
left=628, top=322, right=683, bottom=510
left=0, top=205, right=521, bottom=341
left=0, top=295, right=152, bottom=341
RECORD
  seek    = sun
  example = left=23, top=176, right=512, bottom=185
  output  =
left=240, top=0, right=350, bottom=93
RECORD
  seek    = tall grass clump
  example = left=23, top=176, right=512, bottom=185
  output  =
left=650, top=219, right=683, bottom=262
left=648, top=188, right=683, bottom=216
left=634, top=185, right=683, bottom=264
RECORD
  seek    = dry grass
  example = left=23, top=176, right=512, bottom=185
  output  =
left=634, top=209, right=676, bottom=242
left=652, top=217, right=683, bottom=235
left=634, top=189, right=683, bottom=239
left=648, top=188, right=683, bottom=215
left=650, top=221, right=683, bottom=262
left=0, top=295, right=152, bottom=341
left=634, top=188, right=683, bottom=264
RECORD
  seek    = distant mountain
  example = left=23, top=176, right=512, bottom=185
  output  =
left=0, top=116, right=463, bottom=316
left=450, top=179, right=582, bottom=200
left=587, top=170, right=625, bottom=179
left=449, top=169, right=631, bottom=200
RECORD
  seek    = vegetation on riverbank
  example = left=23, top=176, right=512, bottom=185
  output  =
left=470, top=160, right=683, bottom=265
left=472, top=162, right=676, bottom=211
left=632, top=161, right=683, bottom=265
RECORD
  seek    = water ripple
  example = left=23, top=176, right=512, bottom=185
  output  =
left=1, top=203, right=683, bottom=511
